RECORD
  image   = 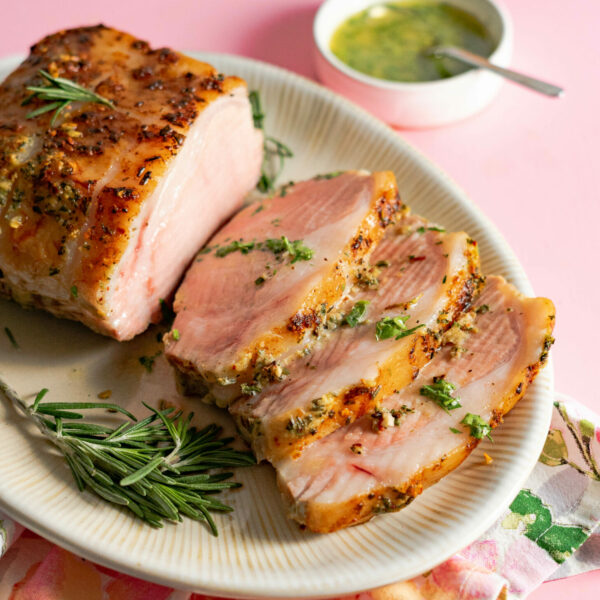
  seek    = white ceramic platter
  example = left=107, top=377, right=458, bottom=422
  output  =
left=0, top=52, right=553, bottom=598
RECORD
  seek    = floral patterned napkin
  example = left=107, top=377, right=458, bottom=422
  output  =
left=1, top=394, right=598, bottom=600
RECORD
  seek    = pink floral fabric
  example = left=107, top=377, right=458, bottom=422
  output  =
left=0, top=396, right=598, bottom=600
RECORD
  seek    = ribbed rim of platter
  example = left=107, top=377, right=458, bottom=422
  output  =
left=0, top=52, right=553, bottom=598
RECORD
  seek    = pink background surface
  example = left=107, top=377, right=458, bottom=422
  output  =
left=1, top=0, right=598, bottom=597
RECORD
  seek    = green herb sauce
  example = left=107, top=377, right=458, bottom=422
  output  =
left=330, top=1, right=496, bottom=83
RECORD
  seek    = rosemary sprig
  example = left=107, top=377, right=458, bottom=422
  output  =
left=249, top=90, right=293, bottom=193
left=0, top=378, right=254, bottom=535
left=22, top=70, right=114, bottom=127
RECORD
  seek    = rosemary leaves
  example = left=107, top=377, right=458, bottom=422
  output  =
left=249, top=90, right=293, bottom=193
left=0, top=379, right=254, bottom=535
left=23, top=70, right=114, bottom=127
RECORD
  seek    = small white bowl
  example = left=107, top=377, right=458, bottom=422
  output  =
left=313, top=0, right=513, bottom=128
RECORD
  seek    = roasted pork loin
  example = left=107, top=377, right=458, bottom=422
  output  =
left=276, top=276, right=555, bottom=533
left=230, top=216, right=482, bottom=462
left=0, top=25, right=263, bottom=340
left=165, top=171, right=402, bottom=404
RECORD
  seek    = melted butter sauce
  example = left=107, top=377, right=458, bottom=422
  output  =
left=330, top=1, right=496, bottom=83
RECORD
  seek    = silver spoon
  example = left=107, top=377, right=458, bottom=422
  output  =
left=430, top=46, right=564, bottom=98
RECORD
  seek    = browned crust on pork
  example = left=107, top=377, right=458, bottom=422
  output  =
left=167, top=171, right=404, bottom=385
left=0, top=25, right=246, bottom=320
left=283, top=308, right=555, bottom=533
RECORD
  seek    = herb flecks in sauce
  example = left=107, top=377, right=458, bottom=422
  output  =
left=330, top=1, right=496, bottom=83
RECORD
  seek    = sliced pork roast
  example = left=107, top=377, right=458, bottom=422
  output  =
left=230, top=217, right=482, bottom=462
left=276, top=276, right=555, bottom=533
left=165, top=171, right=403, bottom=404
left=0, top=25, right=263, bottom=340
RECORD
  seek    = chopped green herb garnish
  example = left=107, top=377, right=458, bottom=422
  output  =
left=313, top=171, right=345, bottom=180
left=216, top=239, right=256, bottom=257
left=417, top=225, right=445, bottom=234
left=344, top=300, right=370, bottom=327
left=375, top=259, right=390, bottom=268
left=420, top=376, right=462, bottom=413
left=265, top=236, right=313, bottom=263
left=70, top=285, right=78, bottom=298
left=476, top=304, right=490, bottom=314
left=241, top=383, right=262, bottom=396
left=375, top=315, right=424, bottom=341
left=279, top=182, right=295, bottom=197
left=251, top=203, right=264, bottom=215
left=139, top=351, right=162, bottom=373
left=461, top=413, right=493, bottom=441
left=442, top=275, right=447, bottom=284
left=4, top=327, right=18, bottom=349
left=172, top=329, right=180, bottom=341
left=449, top=427, right=461, bottom=434
left=255, top=276, right=266, bottom=286
left=215, top=236, right=313, bottom=264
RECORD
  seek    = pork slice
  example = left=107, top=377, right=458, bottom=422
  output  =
left=230, top=219, right=482, bottom=462
left=165, top=171, right=403, bottom=401
left=276, top=276, right=556, bottom=533
left=0, top=25, right=263, bottom=340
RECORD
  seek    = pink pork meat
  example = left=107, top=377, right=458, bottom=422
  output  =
left=0, top=25, right=263, bottom=340
left=165, top=171, right=402, bottom=405
left=276, top=276, right=556, bottom=532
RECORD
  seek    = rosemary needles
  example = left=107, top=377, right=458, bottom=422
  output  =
left=22, top=69, right=114, bottom=127
left=249, top=90, right=293, bottom=193
left=0, top=378, right=254, bottom=535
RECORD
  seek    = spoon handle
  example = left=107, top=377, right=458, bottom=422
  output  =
left=434, top=46, right=564, bottom=98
